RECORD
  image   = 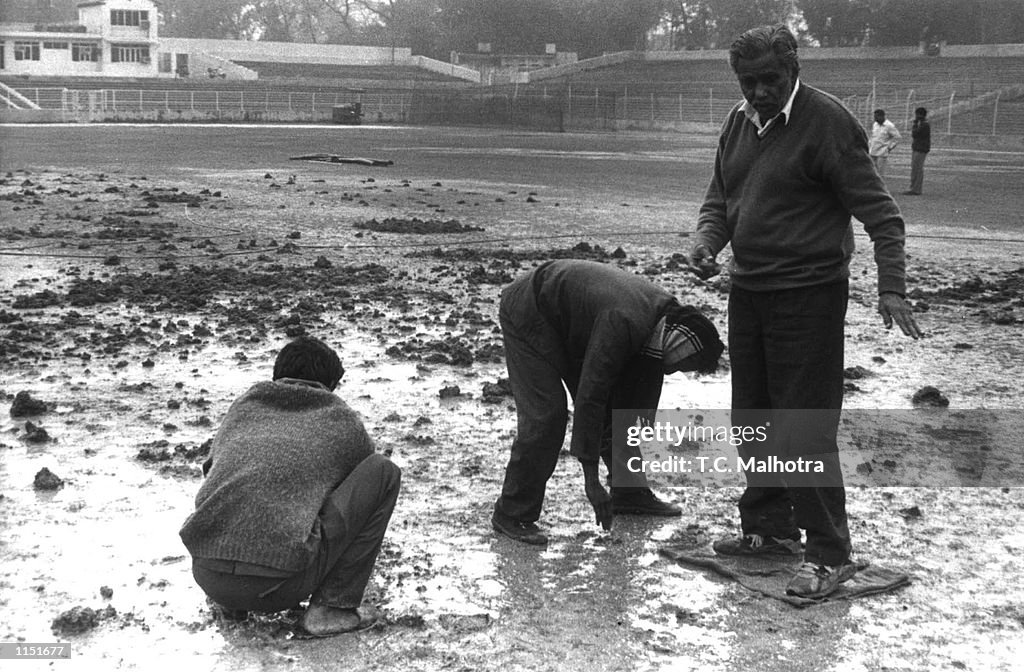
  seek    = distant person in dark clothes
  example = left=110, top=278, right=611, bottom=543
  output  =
left=904, top=107, right=931, bottom=195
left=179, top=336, right=401, bottom=637
left=689, top=25, right=922, bottom=599
left=492, top=259, right=725, bottom=545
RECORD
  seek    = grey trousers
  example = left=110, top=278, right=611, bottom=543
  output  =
left=909, top=150, right=927, bottom=193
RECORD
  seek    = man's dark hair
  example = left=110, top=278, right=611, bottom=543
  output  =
left=273, top=335, right=344, bottom=391
left=729, top=24, right=800, bottom=79
left=874, top=108, right=886, bottom=116
left=915, top=107, right=928, bottom=116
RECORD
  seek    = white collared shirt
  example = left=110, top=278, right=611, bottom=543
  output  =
left=741, top=79, right=801, bottom=138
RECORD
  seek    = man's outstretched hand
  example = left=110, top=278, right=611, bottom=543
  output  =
left=581, top=461, right=613, bottom=531
left=878, top=292, right=923, bottom=339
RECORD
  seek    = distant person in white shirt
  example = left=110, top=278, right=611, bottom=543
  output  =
left=869, top=109, right=901, bottom=179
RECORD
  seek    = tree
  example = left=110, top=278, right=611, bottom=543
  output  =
left=799, top=0, right=873, bottom=46
left=797, top=0, right=1024, bottom=47
left=657, top=0, right=793, bottom=50
left=160, top=0, right=263, bottom=39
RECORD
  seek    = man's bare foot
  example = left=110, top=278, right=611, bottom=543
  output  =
left=300, top=604, right=381, bottom=637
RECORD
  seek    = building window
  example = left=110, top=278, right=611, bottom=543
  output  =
left=110, top=10, right=149, bottom=27
left=72, top=43, right=100, bottom=62
left=111, top=44, right=150, bottom=64
left=158, top=52, right=172, bottom=73
left=43, top=42, right=69, bottom=50
left=14, top=42, right=41, bottom=61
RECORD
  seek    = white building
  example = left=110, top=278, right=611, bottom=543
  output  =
left=0, top=0, right=161, bottom=77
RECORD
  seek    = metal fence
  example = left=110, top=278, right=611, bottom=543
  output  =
left=12, top=83, right=1024, bottom=136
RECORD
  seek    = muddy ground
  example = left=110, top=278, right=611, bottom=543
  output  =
left=0, top=125, right=1023, bottom=671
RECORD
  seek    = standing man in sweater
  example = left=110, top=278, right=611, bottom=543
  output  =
left=492, top=259, right=725, bottom=545
left=180, top=336, right=401, bottom=637
left=688, top=25, right=922, bottom=598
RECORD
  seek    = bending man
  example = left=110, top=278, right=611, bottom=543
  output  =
left=493, top=259, right=724, bottom=545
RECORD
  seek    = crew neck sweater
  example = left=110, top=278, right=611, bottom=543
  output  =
left=179, top=379, right=374, bottom=572
left=696, top=83, right=907, bottom=296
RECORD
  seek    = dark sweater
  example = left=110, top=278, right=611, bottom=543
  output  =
left=531, top=260, right=674, bottom=463
left=696, top=83, right=908, bottom=296
left=179, top=379, right=374, bottom=572
left=911, top=118, right=931, bottom=153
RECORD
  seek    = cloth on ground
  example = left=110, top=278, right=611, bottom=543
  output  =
left=659, top=544, right=910, bottom=607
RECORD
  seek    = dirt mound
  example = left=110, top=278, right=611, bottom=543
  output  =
left=385, top=335, right=503, bottom=366
left=409, top=241, right=616, bottom=262
left=355, top=217, right=484, bottom=234
left=916, top=268, right=1024, bottom=308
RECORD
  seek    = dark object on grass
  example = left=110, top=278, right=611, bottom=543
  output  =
left=34, top=467, right=64, bottom=490
left=481, top=378, right=513, bottom=403
left=898, top=505, right=923, bottom=519
left=843, top=365, right=871, bottom=380
left=439, top=385, right=461, bottom=399
left=51, top=606, right=98, bottom=635
left=24, top=421, right=52, bottom=443
left=10, top=391, right=48, bottom=417
left=912, top=385, right=949, bottom=407
left=354, top=217, right=483, bottom=235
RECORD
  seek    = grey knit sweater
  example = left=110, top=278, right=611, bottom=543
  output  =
left=179, top=379, right=374, bottom=572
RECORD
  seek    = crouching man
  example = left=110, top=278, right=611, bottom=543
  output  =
left=493, top=259, right=725, bottom=544
left=179, top=336, right=401, bottom=637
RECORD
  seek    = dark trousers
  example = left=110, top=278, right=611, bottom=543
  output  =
left=494, top=276, right=657, bottom=523
left=192, top=453, right=401, bottom=612
left=909, top=150, right=927, bottom=193
left=728, top=281, right=852, bottom=566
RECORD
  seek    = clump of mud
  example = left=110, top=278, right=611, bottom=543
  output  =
left=51, top=605, right=118, bottom=636
left=24, top=422, right=53, bottom=444
left=10, top=391, right=48, bottom=417
left=912, top=385, right=950, bottom=407
left=385, top=335, right=502, bottom=366
left=481, top=378, right=513, bottom=403
left=33, top=467, right=64, bottom=490
left=915, top=268, right=1024, bottom=323
left=355, top=217, right=484, bottom=234
left=409, top=241, right=617, bottom=263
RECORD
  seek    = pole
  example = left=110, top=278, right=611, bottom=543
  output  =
left=992, top=91, right=1001, bottom=135
left=947, top=92, right=955, bottom=134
